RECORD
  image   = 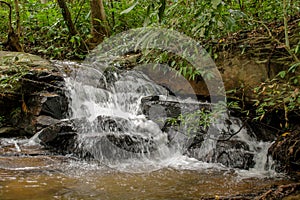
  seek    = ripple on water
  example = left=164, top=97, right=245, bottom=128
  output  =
left=0, top=138, right=295, bottom=200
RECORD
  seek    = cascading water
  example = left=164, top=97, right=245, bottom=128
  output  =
left=64, top=62, right=275, bottom=174
left=65, top=65, right=173, bottom=168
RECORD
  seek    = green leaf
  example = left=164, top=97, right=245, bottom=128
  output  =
left=278, top=71, right=286, bottom=79
left=288, top=62, right=300, bottom=73
left=120, top=1, right=139, bottom=15
left=212, top=0, right=222, bottom=9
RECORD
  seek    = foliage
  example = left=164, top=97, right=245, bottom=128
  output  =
left=0, top=115, right=5, bottom=127
left=167, top=108, right=213, bottom=135
left=1, top=0, right=298, bottom=59
left=0, top=0, right=299, bottom=131
left=166, top=103, right=226, bottom=136
left=0, top=56, right=30, bottom=91
left=21, top=1, right=90, bottom=59
left=253, top=62, right=300, bottom=128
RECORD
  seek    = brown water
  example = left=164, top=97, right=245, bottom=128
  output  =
left=0, top=138, right=294, bottom=200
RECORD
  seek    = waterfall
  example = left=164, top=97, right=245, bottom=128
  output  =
left=65, top=65, right=173, bottom=165
left=63, top=62, right=275, bottom=174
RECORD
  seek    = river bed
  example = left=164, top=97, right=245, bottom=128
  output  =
left=0, top=137, right=295, bottom=200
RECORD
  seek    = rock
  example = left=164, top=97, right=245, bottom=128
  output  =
left=35, top=119, right=77, bottom=144
left=0, top=127, right=20, bottom=137
left=0, top=51, right=51, bottom=68
left=216, top=53, right=271, bottom=98
left=247, top=121, right=277, bottom=142
left=140, top=95, right=210, bottom=128
left=35, top=115, right=60, bottom=131
left=187, top=140, right=255, bottom=169
left=34, top=116, right=160, bottom=160
left=0, top=51, right=67, bottom=136
left=40, top=93, right=68, bottom=119
left=140, top=95, right=255, bottom=169
left=28, top=92, right=68, bottom=119
left=111, top=52, right=274, bottom=99
left=78, top=133, right=158, bottom=162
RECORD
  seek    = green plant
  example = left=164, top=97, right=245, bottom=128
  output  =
left=0, top=56, right=30, bottom=91
left=166, top=102, right=226, bottom=136
left=253, top=62, right=300, bottom=128
left=0, top=115, right=5, bottom=127
left=167, top=108, right=213, bottom=136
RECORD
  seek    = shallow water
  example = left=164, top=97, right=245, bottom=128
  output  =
left=0, top=138, right=295, bottom=200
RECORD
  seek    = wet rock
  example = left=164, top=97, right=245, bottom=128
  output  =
left=140, top=95, right=210, bottom=128
left=78, top=133, right=158, bottom=162
left=28, top=92, right=68, bottom=119
left=34, top=116, right=159, bottom=160
left=40, top=93, right=67, bottom=119
left=35, top=115, right=60, bottom=131
left=106, top=134, right=156, bottom=153
left=35, top=119, right=77, bottom=145
left=141, top=95, right=181, bottom=120
left=187, top=140, right=255, bottom=169
left=140, top=95, right=256, bottom=169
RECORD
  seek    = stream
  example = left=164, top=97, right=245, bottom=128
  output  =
left=0, top=137, right=294, bottom=200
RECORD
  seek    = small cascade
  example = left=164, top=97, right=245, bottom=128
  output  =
left=65, top=66, right=173, bottom=165
left=63, top=63, right=275, bottom=174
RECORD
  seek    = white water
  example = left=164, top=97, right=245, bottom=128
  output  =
left=65, top=65, right=276, bottom=176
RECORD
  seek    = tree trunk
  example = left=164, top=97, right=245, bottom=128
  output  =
left=89, top=0, right=109, bottom=47
left=0, top=0, right=23, bottom=52
left=14, top=0, right=21, bottom=37
left=57, top=0, right=77, bottom=36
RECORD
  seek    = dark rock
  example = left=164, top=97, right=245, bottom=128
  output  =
left=187, top=140, right=255, bottom=169
left=0, top=52, right=67, bottom=137
left=140, top=95, right=210, bottom=128
left=39, top=93, right=68, bottom=119
left=103, top=66, right=121, bottom=86
left=141, top=95, right=181, bottom=119
left=247, top=121, right=277, bottom=142
left=0, top=127, right=20, bottom=137
left=36, top=119, right=77, bottom=145
left=106, top=134, right=156, bottom=153
left=35, top=115, right=60, bottom=131
left=4, top=91, right=69, bottom=136
left=34, top=116, right=159, bottom=161
left=78, top=133, right=157, bottom=162
left=140, top=95, right=257, bottom=169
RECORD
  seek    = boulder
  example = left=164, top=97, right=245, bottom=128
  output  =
left=140, top=95, right=210, bottom=128
left=111, top=52, right=274, bottom=99
left=0, top=51, right=67, bottom=136
left=34, top=116, right=160, bottom=161
left=35, top=115, right=60, bottom=130
left=187, top=140, right=255, bottom=169
left=28, top=92, right=68, bottom=120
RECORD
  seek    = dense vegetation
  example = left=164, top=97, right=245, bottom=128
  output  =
left=0, top=0, right=299, bottom=132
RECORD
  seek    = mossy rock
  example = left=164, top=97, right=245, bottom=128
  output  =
left=0, top=51, right=59, bottom=94
left=0, top=51, right=51, bottom=68
left=0, top=51, right=66, bottom=136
